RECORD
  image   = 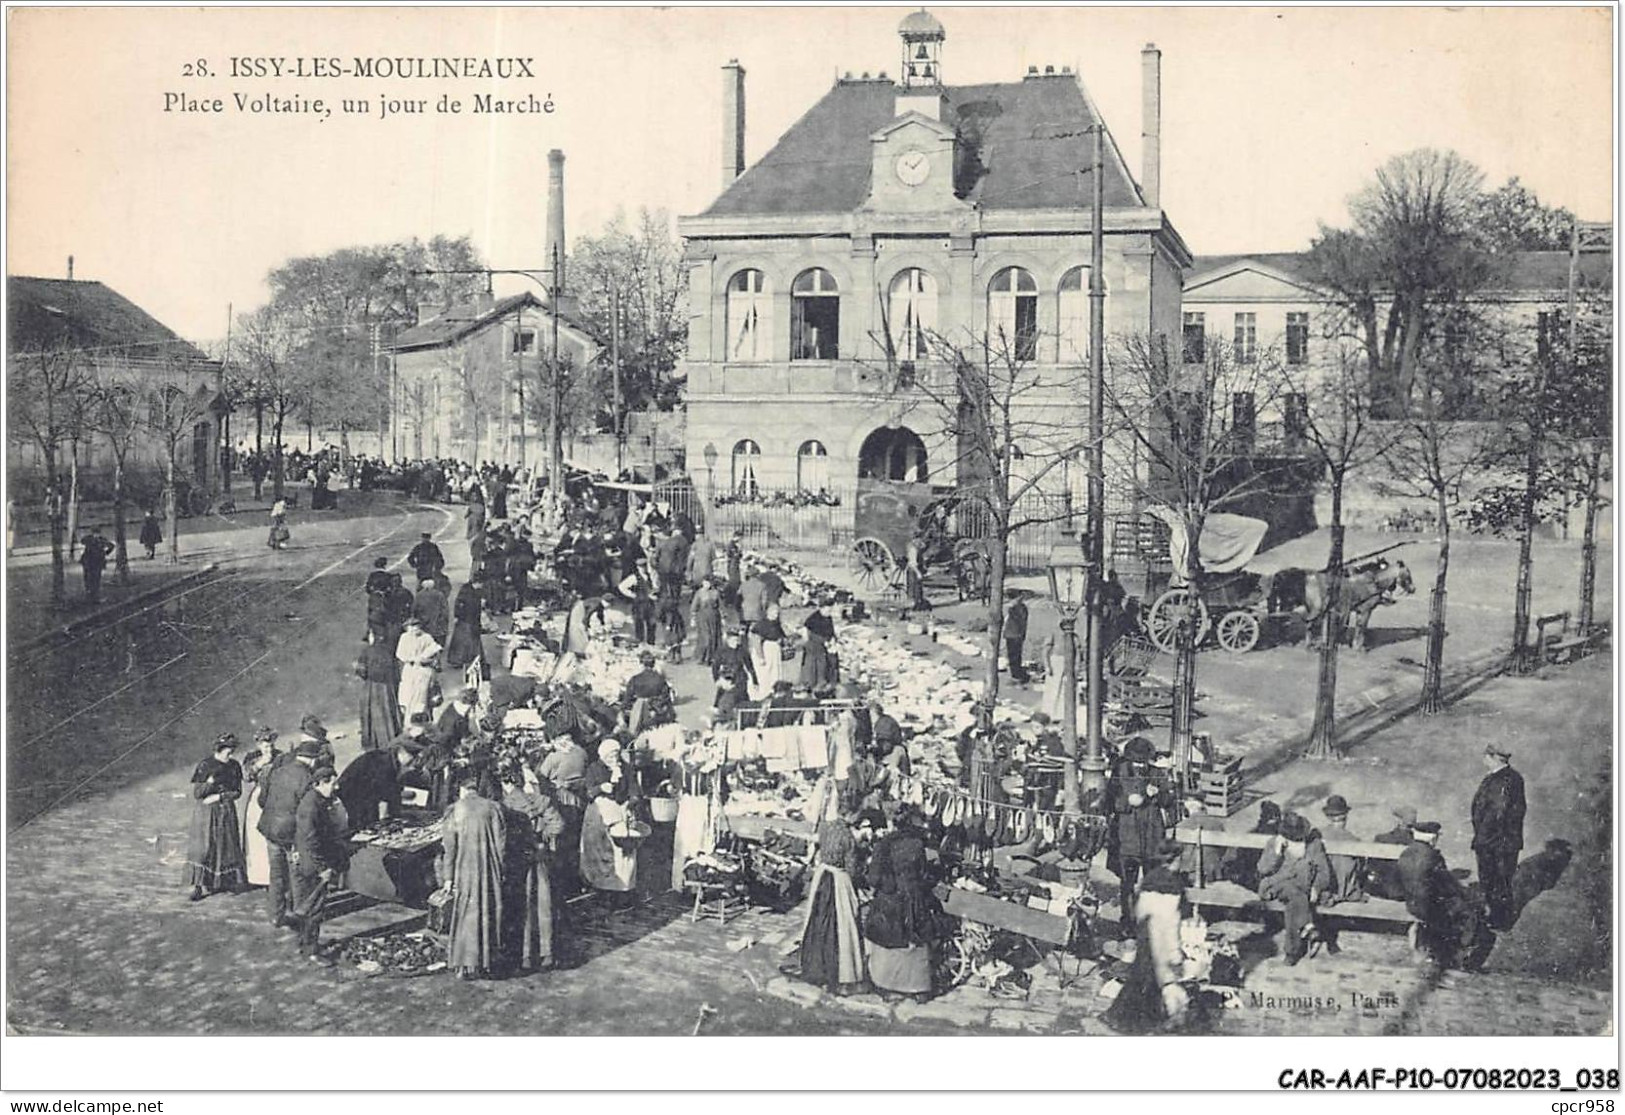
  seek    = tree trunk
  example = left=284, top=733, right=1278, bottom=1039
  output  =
left=1305, top=486, right=1346, bottom=759
left=1509, top=431, right=1540, bottom=672
left=272, top=414, right=286, bottom=500
left=165, top=445, right=180, bottom=565
left=65, top=446, right=81, bottom=562
left=46, top=451, right=65, bottom=605
left=984, top=527, right=1007, bottom=704
left=112, top=457, right=130, bottom=586
left=1170, top=568, right=1202, bottom=768
left=1421, top=492, right=1451, bottom=714
left=1578, top=445, right=1602, bottom=633
left=254, top=401, right=265, bottom=500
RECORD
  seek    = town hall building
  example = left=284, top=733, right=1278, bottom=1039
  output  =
left=677, top=11, right=1191, bottom=506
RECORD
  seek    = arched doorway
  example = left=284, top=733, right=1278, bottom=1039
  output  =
left=858, top=426, right=928, bottom=483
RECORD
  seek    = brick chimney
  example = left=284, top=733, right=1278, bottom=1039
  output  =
left=545, top=149, right=566, bottom=296
left=721, top=59, right=746, bottom=189
left=1141, top=43, right=1161, bottom=210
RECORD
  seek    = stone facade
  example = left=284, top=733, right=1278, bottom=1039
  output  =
left=677, top=16, right=1190, bottom=505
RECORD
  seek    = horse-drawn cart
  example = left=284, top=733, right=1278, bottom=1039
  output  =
left=849, top=480, right=988, bottom=602
left=1131, top=507, right=1416, bottom=654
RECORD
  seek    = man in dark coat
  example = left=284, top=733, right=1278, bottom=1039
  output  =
left=435, top=685, right=479, bottom=754
left=1003, top=592, right=1030, bottom=683
left=365, top=555, right=393, bottom=597
left=620, top=650, right=676, bottom=731
left=1257, top=812, right=1333, bottom=964
left=257, top=740, right=320, bottom=927
left=1471, top=744, right=1526, bottom=929
left=385, top=573, right=415, bottom=647
left=79, top=527, right=114, bottom=602
left=293, top=765, right=351, bottom=961
left=337, top=735, right=421, bottom=831
left=1367, top=804, right=1418, bottom=901
left=407, top=532, right=445, bottom=584
left=1398, top=820, right=1490, bottom=971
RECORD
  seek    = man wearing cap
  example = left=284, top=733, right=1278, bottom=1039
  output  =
left=292, top=764, right=350, bottom=962
left=407, top=531, right=445, bottom=585
left=337, top=730, right=423, bottom=831
left=1366, top=806, right=1417, bottom=900
left=1398, top=820, right=1489, bottom=970
left=257, top=738, right=322, bottom=928
left=1257, top=812, right=1333, bottom=965
left=1471, top=744, right=1526, bottom=930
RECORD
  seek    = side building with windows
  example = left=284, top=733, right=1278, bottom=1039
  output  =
left=678, top=12, right=1191, bottom=509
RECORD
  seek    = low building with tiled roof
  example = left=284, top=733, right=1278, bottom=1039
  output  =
left=7, top=274, right=225, bottom=508
left=678, top=11, right=1189, bottom=505
left=386, top=290, right=600, bottom=463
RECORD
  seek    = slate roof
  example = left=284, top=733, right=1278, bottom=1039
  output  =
left=702, top=75, right=1144, bottom=217
left=390, top=291, right=596, bottom=352
left=1188, top=249, right=1613, bottom=294
left=7, top=277, right=210, bottom=362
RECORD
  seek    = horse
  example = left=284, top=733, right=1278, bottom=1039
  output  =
left=1265, top=560, right=1416, bottom=651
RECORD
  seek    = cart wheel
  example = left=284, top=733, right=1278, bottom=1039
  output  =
left=851, top=537, right=894, bottom=595
left=1216, top=610, right=1262, bottom=653
left=1145, top=589, right=1211, bottom=653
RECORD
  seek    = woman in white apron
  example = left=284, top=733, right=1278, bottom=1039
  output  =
left=748, top=603, right=786, bottom=701
left=239, top=728, right=279, bottom=888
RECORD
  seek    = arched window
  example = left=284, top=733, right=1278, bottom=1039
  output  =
left=1058, top=267, right=1091, bottom=363
left=858, top=427, right=928, bottom=483
left=887, top=268, right=938, bottom=361
left=988, top=267, right=1038, bottom=361
left=731, top=439, right=762, bottom=498
left=727, top=269, right=772, bottom=362
left=796, top=439, right=829, bottom=492
left=790, top=269, right=840, bottom=360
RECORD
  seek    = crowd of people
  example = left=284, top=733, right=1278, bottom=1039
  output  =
left=173, top=454, right=1541, bottom=1022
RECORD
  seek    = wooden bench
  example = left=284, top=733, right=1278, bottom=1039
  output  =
left=1172, top=823, right=1417, bottom=933
left=1536, top=611, right=1591, bottom=665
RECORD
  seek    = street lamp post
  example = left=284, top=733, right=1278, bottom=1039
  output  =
left=1047, top=533, right=1090, bottom=816
left=1082, top=123, right=1109, bottom=804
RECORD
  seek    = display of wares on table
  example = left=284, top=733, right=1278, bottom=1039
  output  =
left=337, top=931, right=447, bottom=976
left=351, top=817, right=444, bottom=850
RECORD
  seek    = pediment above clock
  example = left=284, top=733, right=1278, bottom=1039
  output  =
left=870, top=112, right=956, bottom=144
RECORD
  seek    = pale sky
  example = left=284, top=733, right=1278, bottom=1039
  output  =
left=6, top=5, right=1614, bottom=344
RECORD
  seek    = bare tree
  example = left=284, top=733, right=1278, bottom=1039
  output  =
left=1106, top=334, right=1293, bottom=760
left=87, top=372, right=146, bottom=585
left=1277, top=342, right=1394, bottom=758
left=8, top=340, right=96, bottom=604
left=1377, top=305, right=1508, bottom=713
left=144, top=361, right=215, bottom=565
left=863, top=316, right=1093, bottom=706
left=233, top=306, right=312, bottom=501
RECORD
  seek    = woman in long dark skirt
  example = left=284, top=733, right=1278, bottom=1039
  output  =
left=446, top=579, right=486, bottom=670
left=186, top=734, right=247, bottom=900
left=356, top=639, right=403, bottom=751
left=862, top=805, right=941, bottom=1002
left=795, top=810, right=867, bottom=994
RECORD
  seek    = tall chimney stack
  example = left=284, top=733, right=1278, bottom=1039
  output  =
left=545, top=149, right=566, bottom=297
left=1140, top=43, right=1161, bottom=210
left=721, top=59, right=746, bottom=189
left=66, top=255, right=74, bottom=281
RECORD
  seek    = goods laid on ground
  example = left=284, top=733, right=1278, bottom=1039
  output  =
left=338, top=930, right=447, bottom=976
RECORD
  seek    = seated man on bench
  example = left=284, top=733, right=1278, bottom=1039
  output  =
left=1257, top=812, right=1333, bottom=966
